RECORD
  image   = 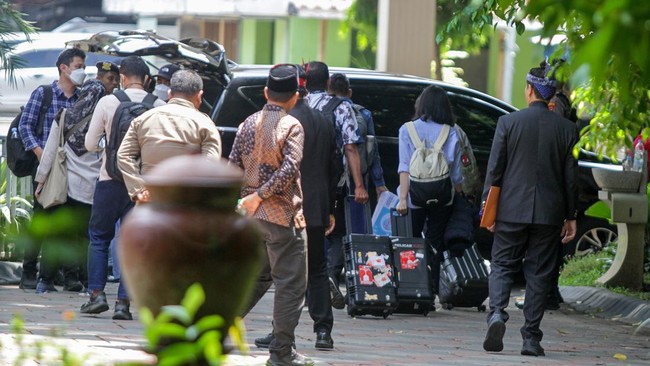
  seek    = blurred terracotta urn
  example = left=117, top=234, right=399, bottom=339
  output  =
left=119, top=155, right=262, bottom=332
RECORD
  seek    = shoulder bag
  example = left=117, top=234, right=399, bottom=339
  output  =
left=37, top=110, right=89, bottom=209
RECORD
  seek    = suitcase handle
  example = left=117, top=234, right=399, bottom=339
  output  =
left=390, top=207, right=408, bottom=216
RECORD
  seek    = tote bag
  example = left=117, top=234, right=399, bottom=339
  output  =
left=37, top=111, right=69, bottom=209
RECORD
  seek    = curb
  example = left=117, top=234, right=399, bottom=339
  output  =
left=560, top=286, right=650, bottom=335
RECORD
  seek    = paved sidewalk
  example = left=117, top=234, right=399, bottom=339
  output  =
left=1, top=282, right=649, bottom=365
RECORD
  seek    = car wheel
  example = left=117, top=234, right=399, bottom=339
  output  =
left=564, top=217, right=617, bottom=258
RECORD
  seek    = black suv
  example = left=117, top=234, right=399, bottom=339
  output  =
left=69, top=31, right=615, bottom=258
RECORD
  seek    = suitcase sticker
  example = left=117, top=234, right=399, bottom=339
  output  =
left=355, top=251, right=393, bottom=288
left=399, top=250, right=424, bottom=270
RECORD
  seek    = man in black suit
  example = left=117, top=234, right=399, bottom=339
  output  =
left=254, top=66, right=338, bottom=350
left=481, top=64, right=578, bottom=357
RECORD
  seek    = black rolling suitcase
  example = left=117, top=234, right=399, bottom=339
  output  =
left=438, top=243, right=489, bottom=311
left=390, top=209, right=435, bottom=315
left=343, top=234, right=398, bottom=318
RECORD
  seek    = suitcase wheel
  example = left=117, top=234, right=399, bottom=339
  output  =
left=382, top=312, right=390, bottom=319
left=478, top=304, right=486, bottom=312
left=422, top=310, right=429, bottom=316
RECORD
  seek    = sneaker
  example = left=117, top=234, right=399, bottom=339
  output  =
left=315, top=329, right=333, bottom=350
left=521, top=337, right=545, bottom=356
left=255, top=333, right=274, bottom=349
left=19, top=272, right=37, bottom=290
left=266, top=349, right=314, bottom=366
left=112, top=299, right=133, bottom=320
left=328, top=277, right=345, bottom=310
left=255, top=333, right=296, bottom=349
left=35, top=280, right=58, bottom=294
left=80, top=290, right=109, bottom=314
left=63, top=279, right=85, bottom=292
left=483, top=313, right=506, bottom=352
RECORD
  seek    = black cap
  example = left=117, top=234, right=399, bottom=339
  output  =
left=156, top=64, right=181, bottom=80
left=267, top=64, right=299, bottom=93
left=96, top=61, right=119, bottom=74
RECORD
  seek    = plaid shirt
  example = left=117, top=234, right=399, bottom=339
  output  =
left=229, top=104, right=304, bottom=227
left=18, top=81, right=80, bottom=151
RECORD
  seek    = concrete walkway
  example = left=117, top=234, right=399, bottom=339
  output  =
left=1, top=281, right=649, bottom=365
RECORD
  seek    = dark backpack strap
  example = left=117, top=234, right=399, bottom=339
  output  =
left=141, top=93, right=158, bottom=108
left=321, top=96, right=343, bottom=117
left=114, top=90, right=131, bottom=103
left=35, top=84, right=53, bottom=136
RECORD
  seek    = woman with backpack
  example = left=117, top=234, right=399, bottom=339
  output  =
left=395, top=85, right=464, bottom=297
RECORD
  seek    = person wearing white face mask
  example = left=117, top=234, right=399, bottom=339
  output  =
left=17, top=47, right=87, bottom=292
left=152, top=63, right=181, bottom=101
left=69, top=67, right=87, bottom=86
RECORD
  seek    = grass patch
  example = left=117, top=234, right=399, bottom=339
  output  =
left=560, top=246, right=650, bottom=301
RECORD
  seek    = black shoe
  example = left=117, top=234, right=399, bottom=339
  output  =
left=53, top=269, right=65, bottom=286
left=63, top=279, right=85, bottom=292
left=112, top=299, right=133, bottom=320
left=514, top=296, right=525, bottom=310
left=255, top=333, right=274, bottom=349
left=483, top=314, right=506, bottom=352
left=80, top=290, right=109, bottom=314
left=521, top=338, right=545, bottom=356
left=315, top=329, right=333, bottom=350
left=329, top=277, right=345, bottom=310
left=35, top=280, right=58, bottom=294
left=266, top=349, right=314, bottom=366
left=545, top=300, right=560, bottom=311
left=19, top=272, right=37, bottom=290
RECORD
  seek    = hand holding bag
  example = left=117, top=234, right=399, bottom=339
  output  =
left=37, top=110, right=69, bottom=209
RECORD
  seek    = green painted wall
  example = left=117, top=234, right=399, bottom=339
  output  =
left=239, top=19, right=257, bottom=64
left=255, top=20, right=274, bottom=64
left=285, top=18, right=351, bottom=66
left=240, top=19, right=274, bottom=64
left=287, top=17, right=320, bottom=63
left=324, top=20, right=351, bottom=67
left=487, top=28, right=546, bottom=109
left=512, top=30, right=545, bottom=109
left=240, top=17, right=352, bottom=66
left=273, top=19, right=288, bottom=63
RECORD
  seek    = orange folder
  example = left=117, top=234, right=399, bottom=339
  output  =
left=480, top=186, right=501, bottom=228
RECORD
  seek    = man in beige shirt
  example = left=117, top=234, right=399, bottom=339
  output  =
left=117, top=69, right=222, bottom=202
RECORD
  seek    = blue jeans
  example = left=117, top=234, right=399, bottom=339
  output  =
left=109, top=221, right=121, bottom=279
left=87, top=180, right=134, bottom=300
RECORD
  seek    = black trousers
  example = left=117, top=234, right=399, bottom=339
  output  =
left=488, top=221, right=561, bottom=341
left=306, top=226, right=334, bottom=333
left=326, top=192, right=346, bottom=285
left=37, top=197, right=91, bottom=284
left=411, top=204, right=452, bottom=294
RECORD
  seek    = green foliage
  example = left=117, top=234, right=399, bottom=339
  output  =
left=140, top=283, right=248, bottom=366
left=436, top=0, right=503, bottom=53
left=0, top=0, right=38, bottom=87
left=441, top=0, right=650, bottom=157
left=0, top=160, right=32, bottom=254
left=560, top=243, right=650, bottom=301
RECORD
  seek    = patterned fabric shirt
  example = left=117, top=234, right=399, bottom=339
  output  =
left=19, top=81, right=80, bottom=151
left=305, top=91, right=361, bottom=148
left=229, top=104, right=304, bottom=227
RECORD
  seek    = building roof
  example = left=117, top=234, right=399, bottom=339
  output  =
left=103, top=0, right=352, bottom=19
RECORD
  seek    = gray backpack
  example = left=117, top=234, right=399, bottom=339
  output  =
left=406, top=122, right=453, bottom=207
